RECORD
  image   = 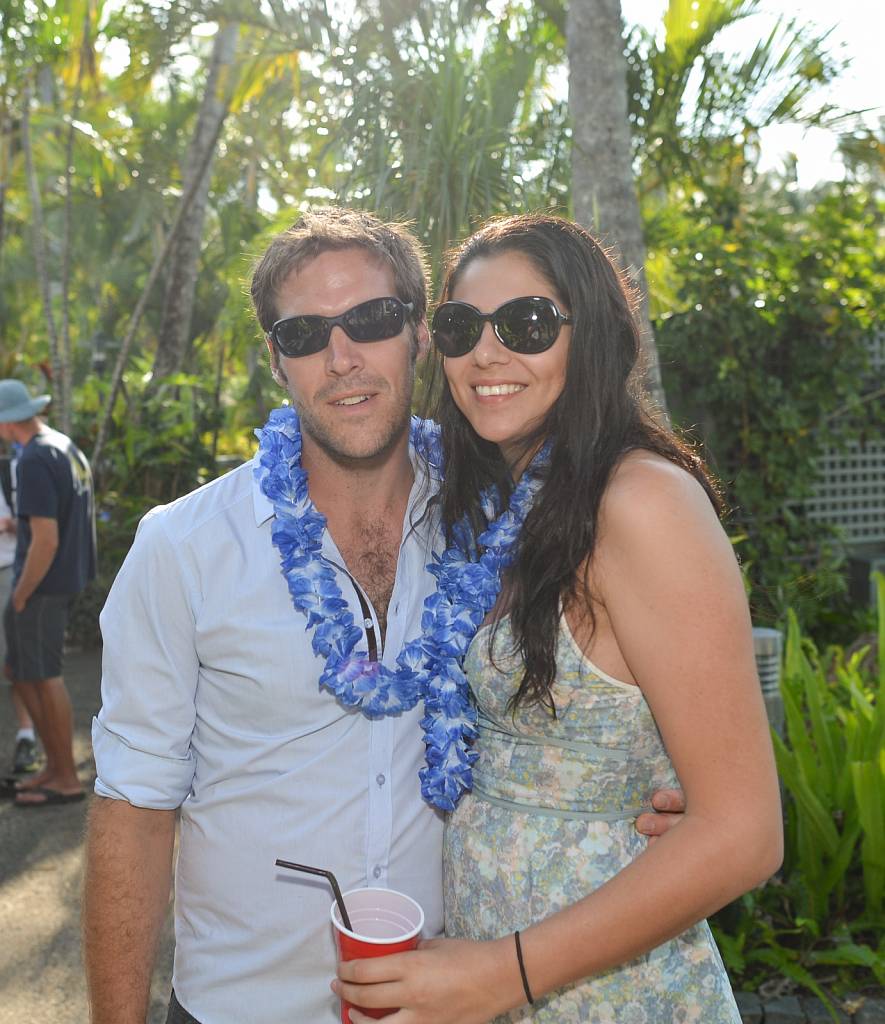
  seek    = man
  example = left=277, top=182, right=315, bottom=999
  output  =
left=1, top=445, right=41, bottom=776
left=83, top=208, right=682, bottom=1024
left=0, top=378, right=96, bottom=806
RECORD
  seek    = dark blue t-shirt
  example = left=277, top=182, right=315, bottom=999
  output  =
left=14, top=428, right=97, bottom=595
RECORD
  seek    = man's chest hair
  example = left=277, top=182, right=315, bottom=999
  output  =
left=338, top=515, right=401, bottom=627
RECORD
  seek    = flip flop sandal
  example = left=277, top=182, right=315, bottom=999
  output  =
left=13, top=786, right=86, bottom=808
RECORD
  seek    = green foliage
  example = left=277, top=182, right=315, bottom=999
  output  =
left=776, top=590, right=884, bottom=922
left=713, top=575, right=885, bottom=1005
left=657, top=182, right=885, bottom=632
left=319, top=0, right=567, bottom=277
left=64, top=357, right=221, bottom=648
left=5, top=0, right=879, bottom=659
left=627, top=0, right=850, bottom=199
left=4, top=11, right=881, bottom=1009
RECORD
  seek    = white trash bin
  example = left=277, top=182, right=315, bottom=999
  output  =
left=753, top=626, right=784, bottom=737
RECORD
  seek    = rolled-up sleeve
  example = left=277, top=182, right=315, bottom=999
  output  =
left=93, top=509, right=200, bottom=808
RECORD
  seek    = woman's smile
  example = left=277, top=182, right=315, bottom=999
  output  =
left=443, top=250, right=571, bottom=466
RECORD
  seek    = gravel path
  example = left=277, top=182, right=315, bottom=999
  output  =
left=0, top=648, right=174, bottom=1024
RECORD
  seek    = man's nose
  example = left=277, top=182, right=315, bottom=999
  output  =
left=325, top=326, right=363, bottom=375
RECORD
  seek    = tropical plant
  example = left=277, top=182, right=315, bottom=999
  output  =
left=5, top=0, right=878, bottom=662
left=776, top=589, right=884, bottom=923
left=147, top=0, right=332, bottom=384
left=713, top=573, right=885, bottom=1011
left=656, top=181, right=884, bottom=632
left=627, top=0, right=857, bottom=324
left=67, top=354, right=221, bottom=648
left=1, top=0, right=111, bottom=431
left=626, top=0, right=851, bottom=197
left=318, top=0, right=564, bottom=279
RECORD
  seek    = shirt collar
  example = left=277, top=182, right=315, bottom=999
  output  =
left=252, top=458, right=275, bottom=526
left=250, top=444, right=442, bottom=529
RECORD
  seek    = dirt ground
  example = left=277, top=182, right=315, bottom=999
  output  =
left=0, top=647, right=174, bottom=1024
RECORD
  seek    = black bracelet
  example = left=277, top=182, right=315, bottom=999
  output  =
left=514, top=929, right=535, bottom=1005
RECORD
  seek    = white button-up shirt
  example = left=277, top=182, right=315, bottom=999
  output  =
left=93, top=454, right=445, bottom=1023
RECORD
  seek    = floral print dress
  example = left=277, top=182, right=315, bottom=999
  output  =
left=444, top=616, right=741, bottom=1023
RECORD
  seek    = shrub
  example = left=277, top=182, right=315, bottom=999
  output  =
left=713, top=573, right=885, bottom=1010
left=657, top=183, right=885, bottom=638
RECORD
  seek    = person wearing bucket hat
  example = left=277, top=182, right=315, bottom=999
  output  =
left=1, top=441, right=42, bottom=778
left=0, top=379, right=51, bottom=424
left=0, top=377, right=96, bottom=808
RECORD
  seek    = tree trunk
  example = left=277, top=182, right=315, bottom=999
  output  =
left=150, top=21, right=239, bottom=384
left=57, top=4, right=95, bottom=436
left=21, top=78, right=67, bottom=427
left=59, top=106, right=75, bottom=435
left=90, top=106, right=229, bottom=472
left=0, top=106, right=10, bottom=274
left=567, top=0, right=667, bottom=417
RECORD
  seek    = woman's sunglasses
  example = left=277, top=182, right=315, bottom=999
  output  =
left=432, top=296, right=573, bottom=358
left=269, top=296, right=414, bottom=358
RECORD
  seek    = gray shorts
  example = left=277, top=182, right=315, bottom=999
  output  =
left=3, top=591, right=72, bottom=681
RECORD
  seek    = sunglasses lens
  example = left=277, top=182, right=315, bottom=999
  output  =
left=496, top=298, right=560, bottom=353
left=272, top=298, right=410, bottom=357
left=345, top=297, right=406, bottom=341
left=273, top=316, right=328, bottom=358
left=432, top=298, right=566, bottom=357
left=432, top=304, right=482, bottom=357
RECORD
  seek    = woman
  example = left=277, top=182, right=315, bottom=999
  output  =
left=334, top=214, right=782, bottom=1022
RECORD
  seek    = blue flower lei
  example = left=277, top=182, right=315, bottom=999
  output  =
left=254, top=406, right=546, bottom=811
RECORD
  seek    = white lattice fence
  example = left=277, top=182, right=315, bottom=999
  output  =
left=804, top=330, right=885, bottom=547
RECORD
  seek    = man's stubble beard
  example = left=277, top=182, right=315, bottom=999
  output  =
left=276, top=356, right=417, bottom=468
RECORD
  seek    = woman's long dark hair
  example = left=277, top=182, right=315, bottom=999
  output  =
left=425, top=214, right=721, bottom=714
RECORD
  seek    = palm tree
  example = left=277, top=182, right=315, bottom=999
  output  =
left=625, top=0, right=851, bottom=316
left=566, top=0, right=849, bottom=413
left=3, top=0, right=107, bottom=432
left=629, top=0, right=850, bottom=200
left=320, top=0, right=563, bottom=279
left=150, top=20, right=240, bottom=384
left=568, top=0, right=667, bottom=413
left=148, top=0, right=333, bottom=384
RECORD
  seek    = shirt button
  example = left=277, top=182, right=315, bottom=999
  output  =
left=373, top=865, right=382, bottom=879
left=364, top=617, right=373, bottom=629
left=376, top=773, right=386, bottom=787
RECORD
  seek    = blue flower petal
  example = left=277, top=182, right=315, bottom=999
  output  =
left=257, top=405, right=546, bottom=813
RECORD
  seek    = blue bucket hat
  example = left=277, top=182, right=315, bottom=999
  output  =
left=0, top=379, right=51, bottom=423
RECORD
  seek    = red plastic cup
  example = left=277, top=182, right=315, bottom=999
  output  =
left=331, top=886, right=424, bottom=1022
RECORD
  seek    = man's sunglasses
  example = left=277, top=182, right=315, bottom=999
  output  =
left=269, top=296, right=414, bottom=358
left=431, top=296, right=573, bottom=358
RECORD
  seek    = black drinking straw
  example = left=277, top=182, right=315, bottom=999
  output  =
left=275, top=859, right=353, bottom=931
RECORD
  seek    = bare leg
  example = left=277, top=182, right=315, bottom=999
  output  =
left=10, top=683, right=33, bottom=730
left=11, top=680, right=53, bottom=789
left=14, top=676, right=82, bottom=799
left=34, top=676, right=79, bottom=787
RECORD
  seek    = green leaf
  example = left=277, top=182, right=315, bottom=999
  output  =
left=805, top=658, right=839, bottom=800
left=851, top=759, right=885, bottom=915
left=809, top=941, right=885, bottom=987
left=748, top=947, right=835, bottom=1007
left=773, top=730, right=840, bottom=855
left=876, top=572, right=885, bottom=696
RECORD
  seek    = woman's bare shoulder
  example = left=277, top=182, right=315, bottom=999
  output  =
left=600, top=449, right=717, bottom=533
